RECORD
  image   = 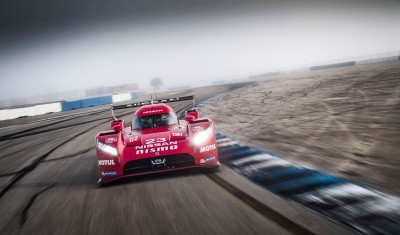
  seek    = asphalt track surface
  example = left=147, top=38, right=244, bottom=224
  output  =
left=0, top=84, right=310, bottom=235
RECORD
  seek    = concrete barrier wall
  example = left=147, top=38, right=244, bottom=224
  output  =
left=81, top=96, right=112, bottom=108
left=309, top=61, right=356, bottom=71
left=61, top=100, right=82, bottom=111
left=0, top=107, right=32, bottom=120
left=61, top=96, right=113, bottom=111
left=33, top=103, right=62, bottom=115
left=0, top=102, right=62, bottom=120
left=60, top=93, right=137, bottom=112
left=112, top=93, right=132, bottom=103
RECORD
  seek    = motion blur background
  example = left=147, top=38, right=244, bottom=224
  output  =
left=1, top=0, right=400, bottom=105
left=1, top=1, right=400, bottom=234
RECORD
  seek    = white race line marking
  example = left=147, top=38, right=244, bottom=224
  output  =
left=216, top=137, right=232, bottom=143
left=217, top=141, right=239, bottom=147
left=241, top=158, right=293, bottom=174
left=293, top=183, right=381, bottom=201
left=326, top=197, right=400, bottom=220
left=231, top=153, right=275, bottom=166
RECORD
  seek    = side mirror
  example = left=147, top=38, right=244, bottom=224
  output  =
left=113, top=124, right=123, bottom=131
left=185, top=109, right=199, bottom=119
left=111, top=120, right=124, bottom=132
left=185, top=115, right=195, bottom=122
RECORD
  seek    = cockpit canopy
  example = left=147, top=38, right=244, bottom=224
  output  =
left=132, top=112, right=178, bottom=130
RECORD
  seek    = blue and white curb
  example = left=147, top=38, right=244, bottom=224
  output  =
left=215, top=132, right=400, bottom=234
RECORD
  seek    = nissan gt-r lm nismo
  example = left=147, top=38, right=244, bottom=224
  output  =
left=95, top=95, right=220, bottom=184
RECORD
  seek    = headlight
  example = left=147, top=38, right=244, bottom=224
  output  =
left=97, top=140, right=118, bottom=156
left=193, top=126, right=213, bottom=146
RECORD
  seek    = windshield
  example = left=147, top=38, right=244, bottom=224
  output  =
left=132, top=112, right=178, bottom=130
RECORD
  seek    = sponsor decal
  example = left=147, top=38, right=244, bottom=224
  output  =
left=200, top=156, right=216, bottom=164
left=98, top=159, right=115, bottom=165
left=192, top=126, right=203, bottom=131
left=200, top=144, right=216, bottom=153
left=142, top=109, right=164, bottom=114
left=151, top=158, right=166, bottom=164
left=172, top=132, right=183, bottom=136
left=151, top=158, right=166, bottom=169
left=106, top=137, right=117, bottom=143
left=101, top=171, right=117, bottom=176
left=135, top=138, right=179, bottom=154
left=129, top=137, right=139, bottom=143
left=145, top=138, right=166, bottom=144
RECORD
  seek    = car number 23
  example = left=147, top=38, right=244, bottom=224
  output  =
left=145, top=138, right=167, bottom=145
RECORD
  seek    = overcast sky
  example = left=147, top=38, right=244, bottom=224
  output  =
left=0, top=0, right=399, bottom=100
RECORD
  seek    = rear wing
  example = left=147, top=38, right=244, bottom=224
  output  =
left=111, top=95, right=195, bottom=119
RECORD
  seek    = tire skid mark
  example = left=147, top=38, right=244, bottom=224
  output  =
left=261, top=91, right=272, bottom=104
left=0, top=133, right=68, bottom=159
left=0, top=125, right=96, bottom=199
left=42, top=147, right=94, bottom=163
left=0, top=147, right=96, bottom=178
left=20, top=183, right=55, bottom=226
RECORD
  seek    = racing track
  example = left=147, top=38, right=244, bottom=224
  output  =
left=0, top=84, right=342, bottom=235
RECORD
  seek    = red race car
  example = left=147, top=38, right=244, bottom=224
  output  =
left=95, top=95, right=220, bottom=184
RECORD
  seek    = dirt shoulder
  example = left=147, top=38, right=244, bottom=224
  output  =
left=202, top=61, right=400, bottom=195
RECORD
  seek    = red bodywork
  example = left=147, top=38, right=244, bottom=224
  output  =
left=95, top=103, right=219, bottom=184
